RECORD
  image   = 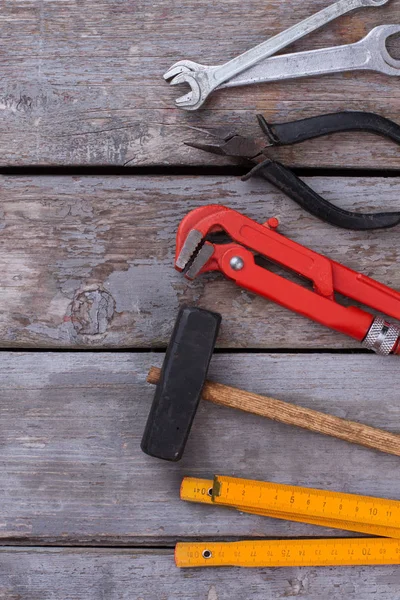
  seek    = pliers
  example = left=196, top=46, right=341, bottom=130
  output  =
left=175, top=205, right=400, bottom=355
left=186, top=111, right=400, bottom=230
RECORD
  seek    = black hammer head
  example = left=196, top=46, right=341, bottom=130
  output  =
left=141, top=306, right=222, bottom=461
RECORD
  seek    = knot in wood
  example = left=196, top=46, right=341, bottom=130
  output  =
left=71, top=289, right=115, bottom=335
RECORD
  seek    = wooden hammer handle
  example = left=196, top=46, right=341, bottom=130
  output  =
left=147, top=366, right=400, bottom=458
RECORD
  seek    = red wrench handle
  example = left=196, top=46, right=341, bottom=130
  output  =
left=216, top=245, right=374, bottom=342
left=331, top=263, right=400, bottom=324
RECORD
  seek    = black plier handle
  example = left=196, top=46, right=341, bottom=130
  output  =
left=257, top=112, right=400, bottom=147
left=244, top=112, right=400, bottom=231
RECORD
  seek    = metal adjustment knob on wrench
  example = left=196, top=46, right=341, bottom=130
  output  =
left=164, top=0, right=391, bottom=110
left=362, top=318, right=400, bottom=355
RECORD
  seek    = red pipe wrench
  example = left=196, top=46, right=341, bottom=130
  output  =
left=175, top=205, right=400, bottom=355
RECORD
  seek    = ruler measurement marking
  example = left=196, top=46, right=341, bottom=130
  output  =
left=181, top=478, right=400, bottom=537
left=175, top=538, right=400, bottom=568
left=178, top=477, right=400, bottom=568
left=214, top=476, right=400, bottom=529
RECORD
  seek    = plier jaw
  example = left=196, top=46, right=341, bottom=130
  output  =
left=186, top=134, right=268, bottom=162
left=175, top=205, right=400, bottom=356
left=185, top=115, right=275, bottom=162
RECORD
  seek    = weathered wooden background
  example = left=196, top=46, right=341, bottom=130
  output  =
left=1, top=0, right=400, bottom=598
left=1, top=0, right=399, bottom=167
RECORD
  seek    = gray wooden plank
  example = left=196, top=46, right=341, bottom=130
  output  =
left=1, top=351, right=400, bottom=544
left=1, top=0, right=399, bottom=167
left=1, top=547, right=399, bottom=600
left=1, top=175, right=400, bottom=348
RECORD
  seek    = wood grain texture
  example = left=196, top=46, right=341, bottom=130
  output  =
left=1, top=547, right=400, bottom=600
left=1, top=0, right=399, bottom=167
left=2, top=351, right=400, bottom=545
left=147, top=366, right=400, bottom=457
left=1, top=175, right=400, bottom=348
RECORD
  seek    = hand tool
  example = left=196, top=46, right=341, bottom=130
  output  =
left=176, top=538, right=400, bottom=567
left=176, top=205, right=400, bottom=354
left=142, top=307, right=400, bottom=461
left=213, top=26, right=400, bottom=90
left=147, top=365, right=400, bottom=459
left=186, top=111, right=400, bottom=230
left=175, top=475, right=400, bottom=567
left=180, top=477, right=400, bottom=537
left=164, top=0, right=391, bottom=110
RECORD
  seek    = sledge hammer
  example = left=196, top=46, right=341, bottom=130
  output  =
left=141, top=307, right=400, bottom=461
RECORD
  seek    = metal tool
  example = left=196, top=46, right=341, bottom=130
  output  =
left=175, top=205, right=400, bottom=354
left=176, top=475, right=400, bottom=568
left=218, top=25, right=400, bottom=89
left=186, top=111, right=400, bottom=230
left=164, top=0, right=391, bottom=110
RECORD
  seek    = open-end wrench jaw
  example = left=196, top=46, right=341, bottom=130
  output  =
left=163, top=60, right=204, bottom=81
left=371, top=25, right=400, bottom=72
left=167, top=67, right=221, bottom=110
left=169, top=72, right=203, bottom=109
left=164, top=61, right=217, bottom=109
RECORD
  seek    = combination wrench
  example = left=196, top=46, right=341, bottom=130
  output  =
left=218, top=25, right=400, bottom=89
left=164, top=0, right=391, bottom=110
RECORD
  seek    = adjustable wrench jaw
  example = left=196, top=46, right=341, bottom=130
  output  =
left=175, top=205, right=232, bottom=277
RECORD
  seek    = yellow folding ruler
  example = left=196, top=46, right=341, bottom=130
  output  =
left=175, top=476, right=400, bottom=568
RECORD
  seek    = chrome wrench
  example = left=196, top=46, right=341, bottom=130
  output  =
left=218, top=25, right=400, bottom=88
left=164, top=0, right=390, bottom=110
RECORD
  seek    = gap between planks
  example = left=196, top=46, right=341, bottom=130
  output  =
left=0, top=174, right=399, bottom=349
